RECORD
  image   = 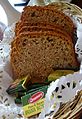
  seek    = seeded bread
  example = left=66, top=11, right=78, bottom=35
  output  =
left=11, top=5, right=79, bottom=82
left=11, top=31, right=79, bottom=82
left=16, top=25, right=73, bottom=37
left=15, top=22, right=57, bottom=34
left=15, top=5, right=75, bottom=39
left=20, top=6, right=75, bottom=34
left=15, top=21, right=73, bottom=37
left=12, top=25, right=74, bottom=51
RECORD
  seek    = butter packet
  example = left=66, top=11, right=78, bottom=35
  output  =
left=21, top=85, right=48, bottom=118
left=6, top=75, right=31, bottom=95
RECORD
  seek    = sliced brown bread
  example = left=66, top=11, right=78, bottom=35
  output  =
left=11, top=31, right=79, bottom=82
left=16, top=25, right=73, bottom=38
left=21, top=6, right=75, bottom=34
left=12, top=24, right=74, bottom=50
left=12, top=25, right=75, bottom=50
left=15, top=21, right=73, bottom=37
left=15, top=21, right=66, bottom=32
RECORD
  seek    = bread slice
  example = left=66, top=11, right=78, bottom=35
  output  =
left=15, top=21, right=57, bottom=34
left=12, top=24, right=74, bottom=50
left=11, top=31, right=79, bottom=82
left=15, top=21, right=73, bottom=37
left=15, top=23, right=65, bottom=35
left=11, top=27, right=72, bottom=55
left=16, top=25, right=72, bottom=37
left=21, top=6, right=75, bottom=34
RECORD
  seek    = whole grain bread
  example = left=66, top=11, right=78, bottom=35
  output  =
left=12, top=26, right=74, bottom=55
left=12, top=24, right=75, bottom=51
left=15, top=21, right=73, bottom=37
left=11, top=31, right=79, bottom=82
left=20, top=6, right=75, bottom=34
left=16, top=25, right=73, bottom=38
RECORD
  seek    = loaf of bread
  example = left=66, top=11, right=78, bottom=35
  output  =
left=11, top=5, right=79, bottom=82
left=11, top=31, right=79, bottom=83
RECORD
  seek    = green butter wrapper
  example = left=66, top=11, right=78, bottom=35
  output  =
left=21, top=85, right=48, bottom=118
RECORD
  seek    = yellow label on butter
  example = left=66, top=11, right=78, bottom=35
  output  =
left=23, top=98, right=44, bottom=118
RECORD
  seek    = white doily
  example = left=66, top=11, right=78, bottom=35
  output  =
left=75, top=21, right=82, bottom=61
left=0, top=66, right=24, bottom=119
left=38, top=72, right=82, bottom=119
left=0, top=23, right=25, bottom=119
